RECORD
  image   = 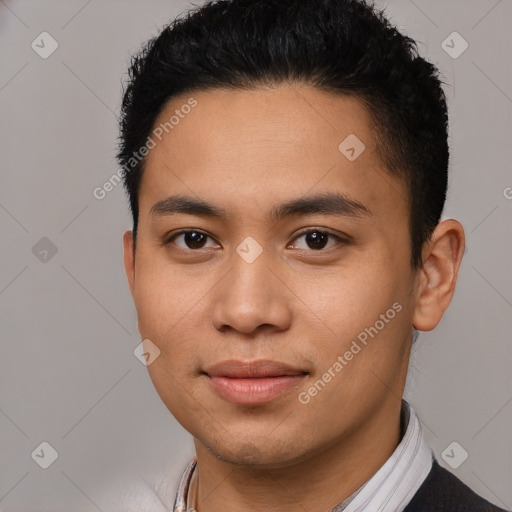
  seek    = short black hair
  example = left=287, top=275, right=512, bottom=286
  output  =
left=116, top=0, right=449, bottom=269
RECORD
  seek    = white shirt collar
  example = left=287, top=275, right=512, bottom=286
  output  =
left=172, top=399, right=433, bottom=512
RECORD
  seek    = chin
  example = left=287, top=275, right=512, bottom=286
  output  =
left=202, top=433, right=311, bottom=469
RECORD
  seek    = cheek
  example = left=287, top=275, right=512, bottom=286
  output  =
left=300, top=290, right=409, bottom=417
left=308, top=263, right=398, bottom=330
left=300, top=260, right=409, bottom=375
left=135, top=277, right=202, bottom=414
left=133, top=252, right=188, bottom=334
left=133, top=276, right=167, bottom=339
left=132, top=263, right=207, bottom=372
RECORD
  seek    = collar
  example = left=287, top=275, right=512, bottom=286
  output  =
left=172, top=399, right=433, bottom=512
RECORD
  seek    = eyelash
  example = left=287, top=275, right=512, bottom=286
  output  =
left=164, top=228, right=348, bottom=253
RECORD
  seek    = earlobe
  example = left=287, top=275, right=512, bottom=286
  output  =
left=412, top=220, right=465, bottom=332
left=123, top=230, right=136, bottom=296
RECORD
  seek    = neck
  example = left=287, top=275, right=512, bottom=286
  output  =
left=191, top=398, right=402, bottom=512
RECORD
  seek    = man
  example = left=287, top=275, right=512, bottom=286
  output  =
left=117, top=0, right=508, bottom=510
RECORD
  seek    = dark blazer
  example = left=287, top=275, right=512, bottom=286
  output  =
left=403, top=459, right=509, bottom=512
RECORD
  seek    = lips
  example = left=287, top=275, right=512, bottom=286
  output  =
left=204, top=359, right=307, bottom=378
left=204, top=359, right=309, bottom=405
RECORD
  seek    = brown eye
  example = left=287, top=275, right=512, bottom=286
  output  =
left=166, top=230, right=218, bottom=250
left=304, top=231, right=329, bottom=249
left=291, top=230, right=346, bottom=251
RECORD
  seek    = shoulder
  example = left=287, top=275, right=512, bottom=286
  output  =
left=403, top=458, right=509, bottom=512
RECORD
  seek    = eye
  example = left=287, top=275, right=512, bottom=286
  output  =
left=165, top=228, right=348, bottom=253
left=165, top=230, right=219, bottom=251
left=289, top=229, right=347, bottom=251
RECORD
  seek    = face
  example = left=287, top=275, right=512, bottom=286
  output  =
left=124, top=84, right=422, bottom=468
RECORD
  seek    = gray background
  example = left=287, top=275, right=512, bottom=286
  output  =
left=0, top=0, right=511, bottom=511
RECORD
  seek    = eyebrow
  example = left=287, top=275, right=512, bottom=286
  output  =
left=149, top=192, right=372, bottom=220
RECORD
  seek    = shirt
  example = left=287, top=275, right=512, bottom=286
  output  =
left=172, top=399, right=433, bottom=512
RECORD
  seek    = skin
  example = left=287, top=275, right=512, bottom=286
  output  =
left=123, top=83, right=465, bottom=512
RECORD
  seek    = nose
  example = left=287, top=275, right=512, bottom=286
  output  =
left=211, top=248, right=293, bottom=335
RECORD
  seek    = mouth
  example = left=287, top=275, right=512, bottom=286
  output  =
left=203, top=359, right=309, bottom=405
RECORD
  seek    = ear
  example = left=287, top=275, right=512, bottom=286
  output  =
left=123, top=230, right=136, bottom=296
left=412, top=219, right=465, bottom=331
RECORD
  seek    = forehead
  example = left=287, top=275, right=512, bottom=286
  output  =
left=139, top=84, right=407, bottom=220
